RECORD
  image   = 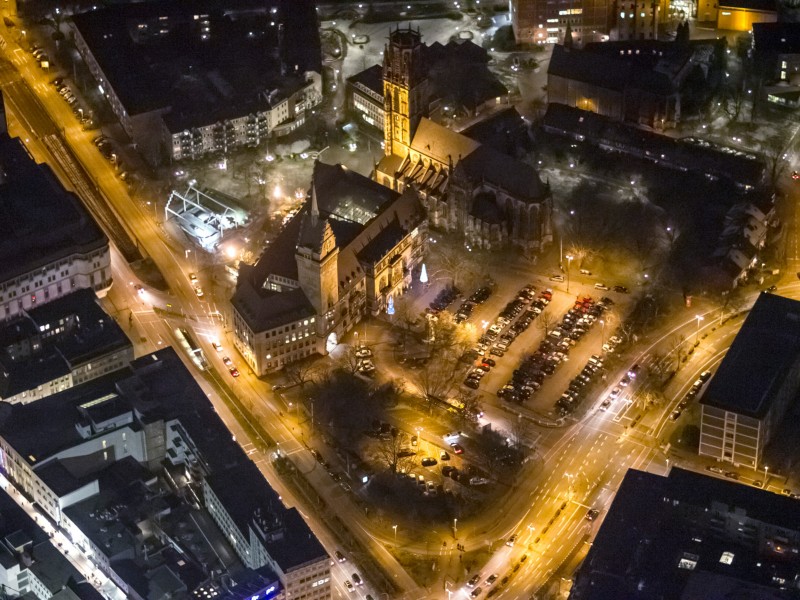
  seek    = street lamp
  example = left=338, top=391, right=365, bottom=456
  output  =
left=565, top=472, right=575, bottom=499
left=600, top=319, right=605, bottom=349
left=392, top=524, right=398, bottom=543
left=453, top=518, right=458, bottom=539
left=764, top=465, right=769, bottom=487
left=565, top=253, right=574, bottom=293
left=695, top=314, right=704, bottom=344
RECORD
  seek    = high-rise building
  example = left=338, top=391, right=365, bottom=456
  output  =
left=699, top=292, right=800, bottom=469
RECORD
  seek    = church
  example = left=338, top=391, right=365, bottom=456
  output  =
left=374, top=27, right=553, bottom=254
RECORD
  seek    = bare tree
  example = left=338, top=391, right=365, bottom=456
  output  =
left=721, top=83, right=747, bottom=123
left=392, top=296, right=419, bottom=334
left=763, top=133, right=794, bottom=187
left=374, top=428, right=415, bottom=474
left=411, top=355, right=459, bottom=407
left=285, top=361, right=320, bottom=390
left=668, top=334, right=687, bottom=371
left=429, top=242, right=476, bottom=289
left=537, top=310, right=557, bottom=337
left=335, top=345, right=361, bottom=375
left=716, top=288, right=748, bottom=323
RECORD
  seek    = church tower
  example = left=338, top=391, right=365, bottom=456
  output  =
left=383, top=26, right=428, bottom=158
left=295, top=180, right=339, bottom=316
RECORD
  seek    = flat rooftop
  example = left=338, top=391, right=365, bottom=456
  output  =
left=701, top=292, right=800, bottom=418
left=0, top=135, right=107, bottom=283
left=0, top=288, right=131, bottom=398
left=71, top=0, right=321, bottom=130
left=571, top=467, right=800, bottom=600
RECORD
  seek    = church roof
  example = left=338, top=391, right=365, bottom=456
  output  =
left=409, top=118, right=481, bottom=165
left=456, top=146, right=548, bottom=201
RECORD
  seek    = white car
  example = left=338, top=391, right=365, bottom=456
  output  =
left=443, top=431, right=462, bottom=442
left=211, top=341, right=223, bottom=353
left=194, top=286, right=204, bottom=298
left=550, top=274, right=565, bottom=282
left=609, top=387, right=621, bottom=399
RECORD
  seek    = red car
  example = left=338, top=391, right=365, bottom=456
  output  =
left=229, top=367, right=240, bottom=377
left=450, top=442, right=464, bottom=454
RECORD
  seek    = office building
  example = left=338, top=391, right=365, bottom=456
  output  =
left=0, top=486, right=102, bottom=600
left=0, top=348, right=330, bottom=599
left=511, top=0, right=613, bottom=45
left=0, top=96, right=110, bottom=322
left=699, top=292, right=800, bottom=469
left=232, top=160, right=427, bottom=374
left=0, top=288, right=133, bottom=404
left=570, top=467, right=800, bottom=599
left=68, top=0, right=322, bottom=165
left=753, top=22, right=800, bottom=107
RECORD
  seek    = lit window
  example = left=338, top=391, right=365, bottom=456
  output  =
left=678, top=553, right=698, bottom=570
left=720, top=551, right=734, bottom=565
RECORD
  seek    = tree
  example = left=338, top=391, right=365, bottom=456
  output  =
left=763, top=133, right=794, bottom=187
left=374, top=428, right=416, bottom=474
left=335, top=345, right=361, bottom=376
left=429, top=242, right=476, bottom=290
left=537, top=310, right=557, bottom=336
left=454, top=391, right=483, bottom=427
left=668, top=334, right=687, bottom=371
left=411, top=355, right=459, bottom=407
left=285, top=361, right=320, bottom=390
left=392, top=296, right=419, bottom=333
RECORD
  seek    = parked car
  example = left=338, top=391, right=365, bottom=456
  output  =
left=594, top=283, right=609, bottom=290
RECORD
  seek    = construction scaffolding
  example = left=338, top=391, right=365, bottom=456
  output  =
left=165, top=185, right=248, bottom=250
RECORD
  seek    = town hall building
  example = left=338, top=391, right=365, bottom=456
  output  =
left=374, top=27, right=553, bottom=254
left=231, top=161, right=426, bottom=374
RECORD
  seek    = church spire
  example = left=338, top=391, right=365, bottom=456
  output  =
left=310, top=170, right=319, bottom=226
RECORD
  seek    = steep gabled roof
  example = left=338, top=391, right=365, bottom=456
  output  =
left=409, top=118, right=481, bottom=165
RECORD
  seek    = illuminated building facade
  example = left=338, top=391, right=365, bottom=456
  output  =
left=512, top=0, right=671, bottom=44
left=717, top=0, right=777, bottom=31
left=511, top=0, right=613, bottom=44
left=376, top=27, right=552, bottom=253
left=232, top=161, right=426, bottom=374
